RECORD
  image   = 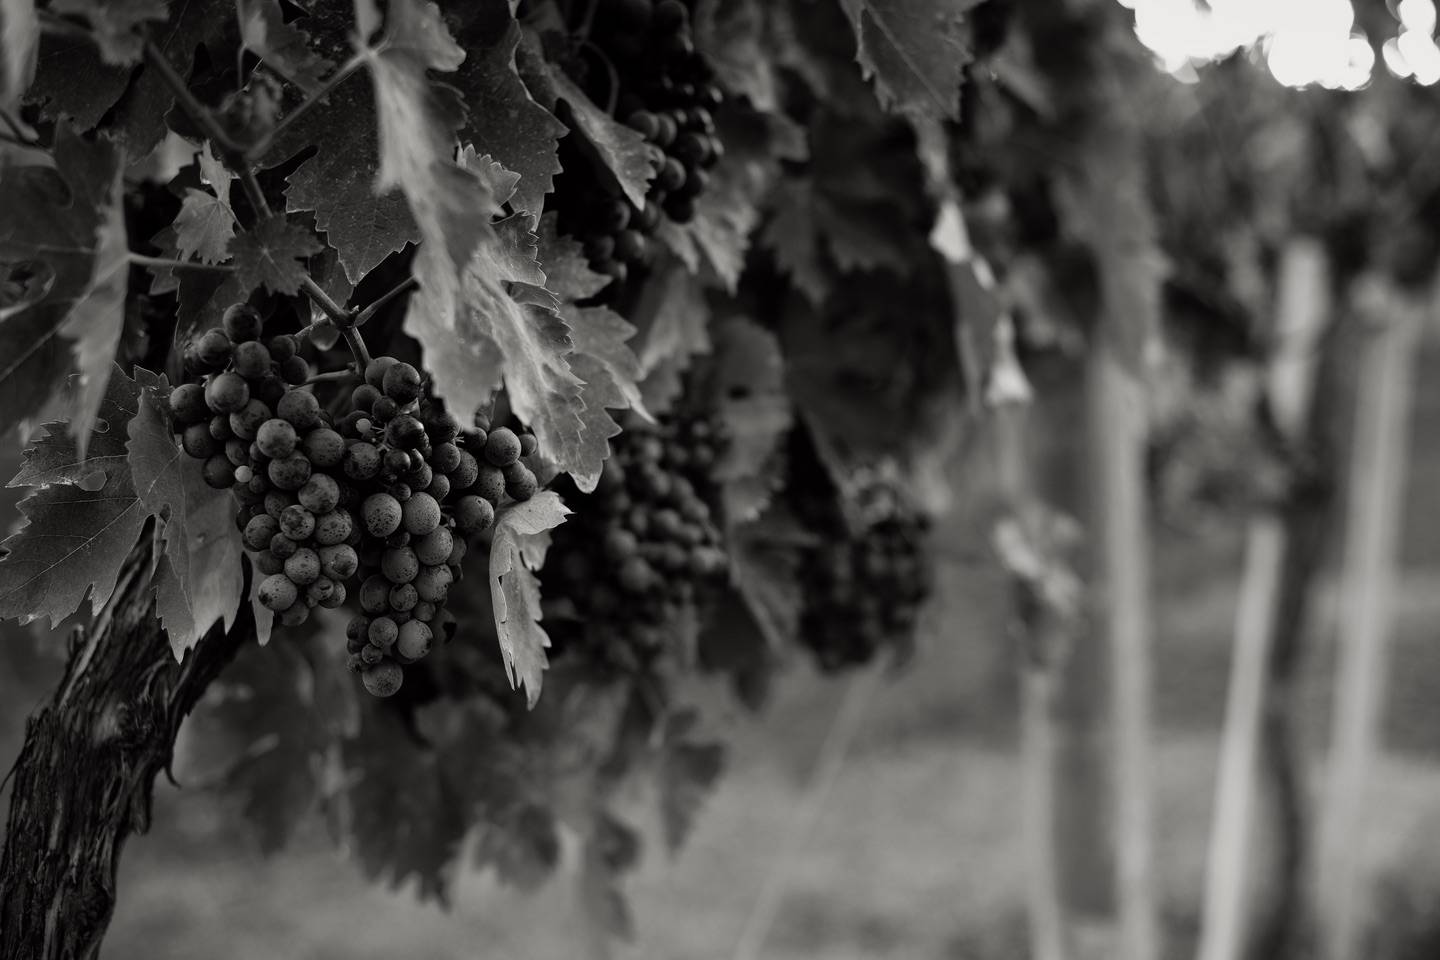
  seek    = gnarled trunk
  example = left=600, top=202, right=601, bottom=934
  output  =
left=0, top=545, right=252, bottom=960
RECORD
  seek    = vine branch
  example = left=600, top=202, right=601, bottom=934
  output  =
left=247, top=53, right=367, bottom=162
left=127, top=254, right=233, bottom=274
left=141, top=41, right=246, bottom=158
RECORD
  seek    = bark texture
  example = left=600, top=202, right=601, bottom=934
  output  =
left=0, top=544, right=252, bottom=960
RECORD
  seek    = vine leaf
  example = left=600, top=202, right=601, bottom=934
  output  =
left=656, top=714, right=725, bottom=854
left=703, top=317, right=791, bottom=522
left=632, top=259, right=711, bottom=413
left=521, top=38, right=658, bottom=210
left=1, top=0, right=38, bottom=118
left=694, top=0, right=778, bottom=113
left=128, top=380, right=243, bottom=658
left=343, top=702, right=471, bottom=902
left=238, top=0, right=334, bottom=93
left=173, top=181, right=237, bottom=265
left=0, top=123, right=128, bottom=455
left=409, top=207, right=611, bottom=491
left=188, top=621, right=354, bottom=851
left=727, top=510, right=808, bottom=654
left=281, top=79, right=419, bottom=285
left=452, top=0, right=566, bottom=220
left=761, top=177, right=828, bottom=304
left=536, top=214, right=610, bottom=301
left=231, top=215, right=324, bottom=295
left=50, top=0, right=167, bottom=66
left=837, top=0, right=972, bottom=120
left=0, top=364, right=146, bottom=627
left=488, top=491, right=569, bottom=706
left=565, top=304, right=644, bottom=483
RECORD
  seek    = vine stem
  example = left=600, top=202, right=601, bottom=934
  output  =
left=146, top=41, right=374, bottom=372
left=353, top=276, right=418, bottom=328
left=127, top=253, right=232, bottom=273
left=305, top=368, right=359, bottom=385
left=141, top=40, right=246, bottom=158
left=246, top=53, right=367, bottom=162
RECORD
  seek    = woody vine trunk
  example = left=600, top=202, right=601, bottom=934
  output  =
left=0, top=543, right=252, bottom=960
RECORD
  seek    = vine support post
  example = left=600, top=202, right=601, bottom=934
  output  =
left=1086, top=335, right=1158, bottom=960
left=1195, top=236, right=1331, bottom=960
left=1314, top=276, right=1421, bottom=960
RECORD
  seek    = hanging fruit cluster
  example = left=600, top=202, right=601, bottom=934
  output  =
left=557, top=0, right=725, bottom=283
left=167, top=304, right=546, bottom=697
left=544, top=417, right=729, bottom=669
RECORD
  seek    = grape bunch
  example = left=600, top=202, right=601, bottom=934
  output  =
left=545, top=420, right=728, bottom=668
left=167, top=304, right=546, bottom=698
left=796, top=484, right=931, bottom=672
left=565, top=0, right=724, bottom=282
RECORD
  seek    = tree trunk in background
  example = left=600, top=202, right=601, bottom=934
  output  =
left=1315, top=282, right=1421, bottom=960
left=1087, top=343, right=1158, bottom=960
left=0, top=544, right=252, bottom=960
left=1198, top=238, right=1332, bottom=960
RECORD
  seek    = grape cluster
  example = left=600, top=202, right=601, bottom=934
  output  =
left=567, top=0, right=724, bottom=282
left=169, top=304, right=545, bottom=697
left=796, top=484, right=931, bottom=672
left=545, top=420, right=728, bottom=668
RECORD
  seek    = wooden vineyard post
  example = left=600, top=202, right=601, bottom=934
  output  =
left=1314, top=278, right=1422, bottom=960
left=1086, top=337, right=1158, bottom=960
left=1195, top=238, right=1331, bottom=960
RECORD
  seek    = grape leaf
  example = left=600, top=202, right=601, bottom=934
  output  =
left=281, top=79, right=420, bottom=285
left=488, top=491, right=569, bottom=706
left=579, top=831, right=635, bottom=941
left=24, top=32, right=130, bottom=133
left=127, top=382, right=243, bottom=658
left=50, top=0, right=166, bottom=66
left=343, top=702, right=469, bottom=902
left=451, top=0, right=566, bottom=220
left=564, top=304, right=644, bottom=479
left=702, top=317, right=791, bottom=522
left=409, top=208, right=614, bottom=490
left=837, top=0, right=972, bottom=120
left=536, top=214, right=609, bottom=301
left=728, top=510, right=809, bottom=654
left=1, top=0, right=38, bottom=118
left=355, top=0, right=474, bottom=253
left=632, top=260, right=711, bottom=413
left=196, top=622, right=353, bottom=851
left=693, top=0, right=778, bottom=113
left=238, top=0, right=334, bottom=93
left=0, top=123, right=128, bottom=455
left=520, top=37, right=657, bottom=210
left=0, top=365, right=146, bottom=627
left=173, top=190, right=237, bottom=264
left=108, top=0, right=230, bottom=160
left=762, top=177, right=828, bottom=304
left=230, top=215, right=324, bottom=295
left=656, top=715, right=725, bottom=854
